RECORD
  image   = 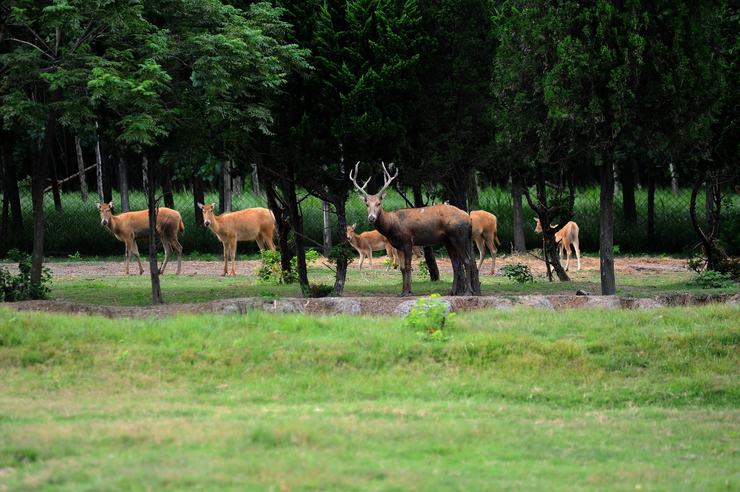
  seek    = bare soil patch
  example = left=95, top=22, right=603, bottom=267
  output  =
left=1, top=254, right=689, bottom=278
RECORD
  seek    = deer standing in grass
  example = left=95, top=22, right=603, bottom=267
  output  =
left=471, top=210, right=501, bottom=275
left=534, top=218, right=581, bottom=271
left=350, top=162, right=480, bottom=296
left=198, top=203, right=275, bottom=276
left=346, top=224, right=396, bottom=270
left=97, top=202, right=184, bottom=275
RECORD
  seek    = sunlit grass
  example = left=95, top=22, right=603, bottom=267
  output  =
left=0, top=305, right=738, bottom=490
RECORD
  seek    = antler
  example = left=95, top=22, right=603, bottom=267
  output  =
left=377, top=161, right=399, bottom=196
left=349, top=161, right=371, bottom=197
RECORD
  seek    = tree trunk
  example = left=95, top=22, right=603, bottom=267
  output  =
left=599, top=155, right=616, bottom=295
left=621, top=160, right=637, bottom=222
left=668, top=161, right=679, bottom=194
left=705, top=179, right=715, bottom=231
left=118, top=156, right=130, bottom=211
left=162, top=164, right=174, bottom=209
left=468, top=171, right=479, bottom=210
left=530, top=166, right=569, bottom=281
left=193, top=177, right=205, bottom=227
left=220, top=159, right=232, bottom=213
left=412, top=184, right=439, bottom=281
left=646, top=171, right=655, bottom=250
left=322, top=200, right=332, bottom=256
left=282, top=172, right=308, bottom=291
left=145, top=153, right=163, bottom=304
left=4, top=155, right=23, bottom=235
left=232, top=175, right=242, bottom=196
left=265, top=176, right=291, bottom=273
left=95, top=127, right=104, bottom=203
left=449, top=166, right=469, bottom=211
left=333, top=198, right=349, bottom=296
left=74, top=137, right=89, bottom=202
left=251, top=163, right=261, bottom=195
left=0, top=148, right=8, bottom=250
left=31, top=110, right=57, bottom=289
left=49, top=151, right=63, bottom=212
left=511, top=174, right=526, bottom=252
left=141, top=156, right=148, bottom=195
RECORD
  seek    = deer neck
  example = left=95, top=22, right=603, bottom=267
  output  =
left=208, top=214, right=225, bottom=234
left=374, top=208, right=393, bottom=236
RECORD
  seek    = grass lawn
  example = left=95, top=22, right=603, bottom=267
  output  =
left=45, top=257, right=739, bottom=306
left=1, top=305, right=738, bottom=490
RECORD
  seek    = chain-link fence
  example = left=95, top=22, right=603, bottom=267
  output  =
left=1, top=186, right=738, bottom=257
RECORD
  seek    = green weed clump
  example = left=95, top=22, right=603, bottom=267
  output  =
left=688, top=270, right=735, bottom=289
left=257, top=249, right=320, bottom=285
left=0, top=251, right=52, bottom=301
left=501, top=263, right=535, bottom=283
left=404, top=293, right=454, bottom=342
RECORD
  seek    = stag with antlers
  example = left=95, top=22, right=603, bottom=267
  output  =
left=350, top=162, right=480, bottom=296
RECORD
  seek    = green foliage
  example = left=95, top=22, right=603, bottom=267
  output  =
left=501, top=263, right=535, bottom=284
left=416, top=258, right=429, bottom=278
left=0, top=253, right=52, bottom=301
left=257, top=249, right=320, bottom=285
left=404, top=293, right=454, bottom=342
left=687, top=270, right=734, bottom=289
left=303, top=283, right=334, bottom=298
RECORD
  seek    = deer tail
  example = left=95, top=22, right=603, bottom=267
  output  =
left=494, top=232, right=501, bottom=246
left=179, top=218, right=185, bottom=233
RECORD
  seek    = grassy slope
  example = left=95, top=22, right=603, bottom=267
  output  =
left=46, top=261, right=739, bottom=305
left=1, top=306, right=738, bottom=490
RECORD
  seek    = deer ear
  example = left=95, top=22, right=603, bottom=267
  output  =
left=96, top=202, right=101, bottom=209
left=109, top=202, right=114, bottom=209
left=211, top=203, right=216, bottom=209
left=197, top=203, right=204, bottom=209
left=352, top=223, right=357, bottom=229
left=379, top=192, right=386, bottom=201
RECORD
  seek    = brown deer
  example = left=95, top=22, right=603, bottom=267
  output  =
left=346, top=224, right=396, bottom=270
left=534, top=218, right=581, bottom=271
left=350, top=162, right=479, bottom=296
left=471, top=210, right=501, bottom=275
left=97, top=202, right=184, bottom=275
left=198, top=203, right=275, bottom=276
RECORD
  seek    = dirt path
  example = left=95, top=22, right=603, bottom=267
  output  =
left=1, top=255, right=689, bottom=278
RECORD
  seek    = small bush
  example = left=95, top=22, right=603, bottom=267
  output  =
left=687, top=270, right=734, bottom=289
left=416, top=258, right=429, bottom=278
left=257, top=249, right=321, bottom=285
left=0, top=253, right=52, bottom=302
left=404, top=294, right=454, bottom=342
left=304, top=283, right=334, bottom=298
left=501, top=263, right=535, bottom=284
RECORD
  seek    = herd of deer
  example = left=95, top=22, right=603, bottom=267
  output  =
left=96, top=163, right=581, bottom=294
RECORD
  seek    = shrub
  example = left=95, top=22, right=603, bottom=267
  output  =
left=304, top=283, right=334, bottom=298
left=501, top=263, right=535, bottom=284
left=257, top=249, right=321, bottom=285
left=687, top=270, right=734, bottom=289
left=404, top=294, right=454, bottom=342
left=0, top=253, right=52, bottom=301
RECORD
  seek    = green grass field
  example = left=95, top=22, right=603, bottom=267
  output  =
left=1, top=305, right=738, bottom=490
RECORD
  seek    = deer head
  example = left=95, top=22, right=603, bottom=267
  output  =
left=198, top=202, right=218, bottom=227
left=349, top=161, right=398, bottom=226
left=97, top=201, right=115, bottom=226
left=346, top=223, right=357, bottom=240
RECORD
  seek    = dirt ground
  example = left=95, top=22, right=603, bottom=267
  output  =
left=7, top=254, right=689, bottom=278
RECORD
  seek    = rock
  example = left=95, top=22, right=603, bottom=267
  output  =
left=576, top=289, right=591, bottom=296
left=632, top=264, right=687, bottom=273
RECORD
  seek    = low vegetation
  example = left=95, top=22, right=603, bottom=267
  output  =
left=0, top=305, right=737, bottom=489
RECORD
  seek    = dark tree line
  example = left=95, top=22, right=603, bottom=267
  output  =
left=1, top=0, right=737, bottom=302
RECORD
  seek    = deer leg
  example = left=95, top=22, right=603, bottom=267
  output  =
left=385, top=245, right=394, bottom=271
left=222, top=242, right=229, bottom=276
left=159, top=239, right=171, bottom=275
left=124, top=243, right=130, bottom=275
left=474, top=236, right=485, bottom=270
left=400, top=246, right=413, bottom=296
left=563, top=241, right=571, bottom=271
left=573, top=240, right=581, bottom=271
left=130, top=240, right=144, bottom=275
left=368, top=249, right=373, bottom=269
left=229, top=239, right=237, bottom=275
left=486, top=235, right=497, bottom=275
left=172, top=237, right=183, bottom=275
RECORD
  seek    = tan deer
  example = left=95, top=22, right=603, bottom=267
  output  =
left=471, top=210, right=501, bottom=275
left=346, top=224, right=396, bottom=270
left=97, top=202, right=184, bottom=275
left=198, top=204, right=275, bottom=276
left=350, top=162, right=479, bottom=296
left=534, top=218, right=581, bottom=271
